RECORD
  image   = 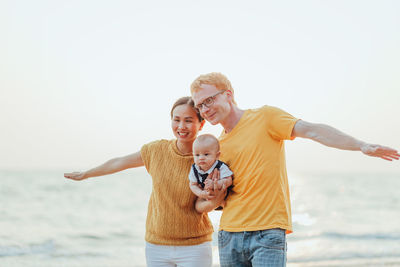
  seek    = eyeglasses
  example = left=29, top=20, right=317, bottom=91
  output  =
left=195, top=90, right=226, bottom=110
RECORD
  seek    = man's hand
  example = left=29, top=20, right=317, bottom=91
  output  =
left=204, top=177, right=214, bottom=192
left=361, top=144, right=400, bottom=161
left=211, top=169, right=227, bottom=204
left=195, top=169, right=227, bottom=213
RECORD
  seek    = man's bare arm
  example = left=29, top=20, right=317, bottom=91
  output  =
left=291, top=120, right=399, bottom=161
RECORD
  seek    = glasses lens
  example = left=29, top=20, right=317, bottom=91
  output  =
left=196, top=90, right=225, bottom=110
left=204, top=97, right=214, bottom=107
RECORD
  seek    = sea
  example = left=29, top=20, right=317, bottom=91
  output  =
left=1, top=169, right=399, bottom=267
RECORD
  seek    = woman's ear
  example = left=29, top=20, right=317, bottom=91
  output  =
left=199, top=120, right=206, bottom=131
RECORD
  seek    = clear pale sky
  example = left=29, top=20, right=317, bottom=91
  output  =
left=1, top=0, right=399, bottom=173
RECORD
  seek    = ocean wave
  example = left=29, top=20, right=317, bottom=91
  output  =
left=0, top=240, right=54, bottom=257
left=290, top=253, right=400, bottom=264
left=291, top=232, right=400, bottom=241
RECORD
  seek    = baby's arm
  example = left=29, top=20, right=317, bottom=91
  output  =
left=189, top=181, right=209, bottom=199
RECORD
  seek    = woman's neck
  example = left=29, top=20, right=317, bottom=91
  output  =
left=176, top=141, right=193, bottom=155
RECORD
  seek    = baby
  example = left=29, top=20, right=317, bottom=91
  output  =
left=188, top=134, right=233, bottom=204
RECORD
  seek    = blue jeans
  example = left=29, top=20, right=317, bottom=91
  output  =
left=218, top=228, right=287, bottom=267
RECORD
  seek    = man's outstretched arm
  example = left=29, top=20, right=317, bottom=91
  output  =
left=291, top=120, right=400, bottom=161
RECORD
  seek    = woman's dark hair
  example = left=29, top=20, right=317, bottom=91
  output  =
left=170, top=96, right=204, bottom=122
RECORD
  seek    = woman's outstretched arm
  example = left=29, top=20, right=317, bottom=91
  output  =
left=64, top=151, right=144, bottom=181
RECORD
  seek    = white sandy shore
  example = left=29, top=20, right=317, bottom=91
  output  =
left=287, top=257, right=400, bottom=267
left=211, top=258, right=400, bottom=267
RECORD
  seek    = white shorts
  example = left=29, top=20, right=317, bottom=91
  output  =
left=145, top=241, right=212, bottom=267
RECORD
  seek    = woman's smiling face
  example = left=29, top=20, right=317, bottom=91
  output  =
left=171, top=104, right=204, bottom=145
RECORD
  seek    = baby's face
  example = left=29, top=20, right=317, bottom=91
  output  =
left=193, top=141, right=219, bottom=172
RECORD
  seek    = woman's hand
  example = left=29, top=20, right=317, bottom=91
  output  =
left=64, top=172, right=87, bottom=181
left=199, top=190, right=214, bottom=200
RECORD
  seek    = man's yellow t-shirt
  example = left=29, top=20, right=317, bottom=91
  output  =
left=219, top=105, right=299, bottom=234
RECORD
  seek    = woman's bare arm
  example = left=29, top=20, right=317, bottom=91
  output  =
left=64, top=151, right=144, bottom=181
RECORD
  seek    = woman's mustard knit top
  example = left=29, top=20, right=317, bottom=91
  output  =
left=140, top=139, right=213, bottom=245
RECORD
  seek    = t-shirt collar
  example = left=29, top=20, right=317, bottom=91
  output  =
left=194, top=160, right=219, bottom=174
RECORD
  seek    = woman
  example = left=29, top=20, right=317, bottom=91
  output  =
left=64, top=97, right=216, bottom=267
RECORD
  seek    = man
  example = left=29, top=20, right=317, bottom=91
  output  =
left=190, top=72, right=399, bottom=267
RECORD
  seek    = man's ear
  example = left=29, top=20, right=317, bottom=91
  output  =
left=225, top=90, right=234, bottom=102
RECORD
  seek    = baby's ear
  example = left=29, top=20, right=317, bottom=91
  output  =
left=216, top=151, right=221, bottom=158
